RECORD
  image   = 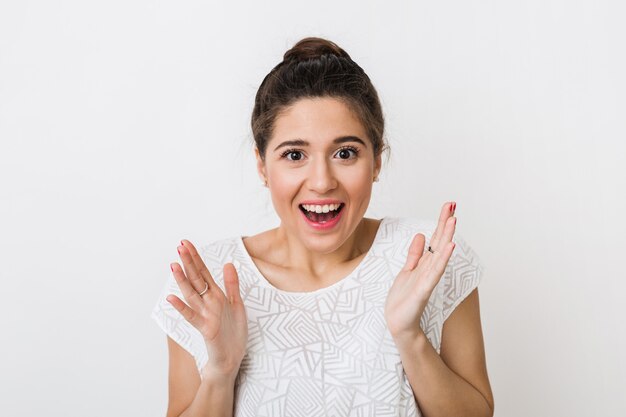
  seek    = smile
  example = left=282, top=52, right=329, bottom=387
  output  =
left=299, top=203, right=345, bottom=224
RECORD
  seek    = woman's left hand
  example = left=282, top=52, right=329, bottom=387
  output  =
left=384, top=201, right=457, bottom=343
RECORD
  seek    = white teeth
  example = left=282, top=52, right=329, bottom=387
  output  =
left=301, top=203, right=342, bottom=213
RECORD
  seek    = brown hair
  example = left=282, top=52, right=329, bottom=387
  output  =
left=251, top=37, right=388, bottom=162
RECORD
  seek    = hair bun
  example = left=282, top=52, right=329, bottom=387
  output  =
left=283, top=37, right=351, bottom=63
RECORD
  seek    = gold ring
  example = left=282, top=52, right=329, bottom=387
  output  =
left=198, top=281, right=209, bottom=296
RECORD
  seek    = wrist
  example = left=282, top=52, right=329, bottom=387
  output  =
left=200, top=365, right=239, bottom=386
left=391, top=327, right=429, bottom=350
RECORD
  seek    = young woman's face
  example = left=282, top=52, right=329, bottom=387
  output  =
left=256, top=96, right=382, bottom=252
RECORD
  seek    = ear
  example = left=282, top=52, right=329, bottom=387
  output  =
left=374, top=153, right=382, bottom=179
left=255, top=147, right=267, bottom=182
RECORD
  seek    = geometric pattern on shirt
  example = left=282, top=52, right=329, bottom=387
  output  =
left=151, top=216, right=484, bottom=417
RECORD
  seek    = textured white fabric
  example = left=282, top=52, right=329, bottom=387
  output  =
left=151, top=216, right=484, bottom=416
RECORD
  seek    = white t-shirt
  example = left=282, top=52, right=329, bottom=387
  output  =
left=151, top=216, right=484, bottom=417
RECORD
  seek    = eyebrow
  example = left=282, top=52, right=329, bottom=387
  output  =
left=273, top=135, right=368, bottom=152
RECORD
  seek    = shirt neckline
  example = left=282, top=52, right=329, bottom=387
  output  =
left=236, top=216, right=388, bottom=296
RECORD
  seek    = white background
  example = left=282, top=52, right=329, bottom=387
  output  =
left=1, top=1, right=624, bottom=416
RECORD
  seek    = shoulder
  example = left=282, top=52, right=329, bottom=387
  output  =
left=198, top=236, right=240, bottom=257
left=383, top=215, right=485, bottom=319
left=195, top=236, right=242, bottom=268
left=386, top=216, right=481, bottom=257
left=370, top=217, right=438, bottom=271
left=383, top=216, right=438, bottom=242
left=192, top=236, right=243, bottom=290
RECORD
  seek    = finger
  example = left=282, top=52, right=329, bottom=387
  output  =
left=223, top=263, right=243, bottom=305
left=170, top=262, right=206, bottom=312
left=177, top=243, right=209, bottom=295
left=428, top=201, right=455, bottom=253
left=413, top=240, right=456, bottom=295
left=403, top=233, right=425, bottom=271
left=435, top=216, right=457, bottom=253
left=430, top=201, right=455, bottom=246
left=432, top=241, right=456, bottom=279
left=420, top=215, right=457, bottom=276
left=424, top=216, right=457, bottom=272
left=166, top=294, right=203, bottom=328
left=181, top=240, right=220, bottom=296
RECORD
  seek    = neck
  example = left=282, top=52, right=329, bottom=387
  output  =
left=272, top=217, right=376, bottom=278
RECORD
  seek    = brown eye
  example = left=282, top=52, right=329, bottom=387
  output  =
left=287, top=151, right=302, bottom=161
left=281, top=149, right=304, bottom=161
left=335, top=147, right=359, bottom=160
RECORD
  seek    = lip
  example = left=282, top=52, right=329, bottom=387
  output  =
left=299, top=199, right=344, bottom=206
left=299, top=203, right=345, bottom=231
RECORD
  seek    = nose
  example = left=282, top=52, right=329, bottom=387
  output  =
left=306, top=157, right=337, bottom=194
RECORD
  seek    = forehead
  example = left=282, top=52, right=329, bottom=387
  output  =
left=270, top=97, right=367, bottom=146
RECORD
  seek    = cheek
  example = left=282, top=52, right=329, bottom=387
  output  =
left=346, top=165, right=375, bottom=192
left=352, top=179, right=374, bottom=198
left=271, top=171, right=301, bottom=191
left=267, top=169, right=302, bottom=206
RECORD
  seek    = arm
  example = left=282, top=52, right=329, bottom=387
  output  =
left=166, top=336, right=236, bottom=417
left=393, top=289, right=494, bottom=417
left=162, top=241, right=248, bottom=417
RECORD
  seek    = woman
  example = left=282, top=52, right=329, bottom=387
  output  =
left=152, top=37, right=494, bottom=417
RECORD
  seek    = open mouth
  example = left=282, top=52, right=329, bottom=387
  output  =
left=299, top=203, right=345, bottom=223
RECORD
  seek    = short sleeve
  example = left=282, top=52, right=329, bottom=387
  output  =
left=150, top=269, right=209, bottom=374
left=440, top=232, right=485, bottom=322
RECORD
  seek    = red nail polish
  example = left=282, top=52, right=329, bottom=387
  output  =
left=180, top=240, right=185, bottom=246
left=449, top=203, right=453, bottom=212
left=177, top=247, right=181, bottom=255
left=170, top=265, right=174, bottom=272
left=453, top=203, right=456, bottom=211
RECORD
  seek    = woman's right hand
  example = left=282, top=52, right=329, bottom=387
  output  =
left=166, top=240, right=248, bottom=382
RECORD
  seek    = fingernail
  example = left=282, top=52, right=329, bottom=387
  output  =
left=180, top=240, right=185, bottom=246
left=170, top=264, right=173, bottom=272
left=453, top=203, right=456, bottom=211
left=177, top=247, right=181, bottom=255
left=449, top=203, right=454, bottom=212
